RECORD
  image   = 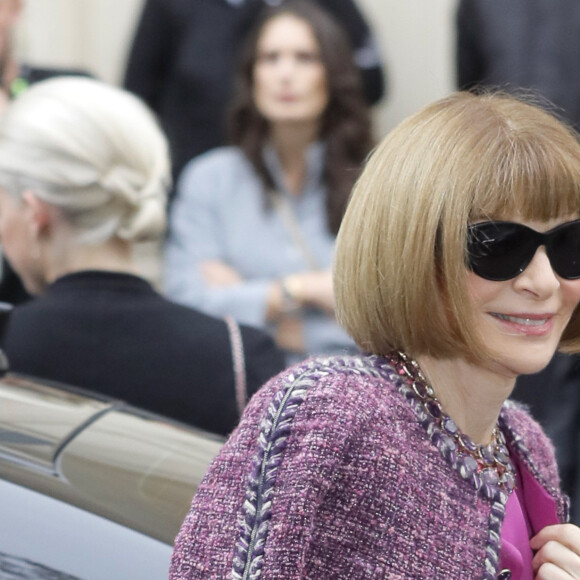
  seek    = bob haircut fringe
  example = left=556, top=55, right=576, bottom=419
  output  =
left=334, top=91, right=580, bottom=361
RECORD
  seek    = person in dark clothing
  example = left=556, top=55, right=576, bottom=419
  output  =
left=124, top=0, right=385, bottom=186
left=0, top=77, right=285, bottom=436
left=456, top=0, right=580, bottom=130
left=514, top=355, right=580, bottom=525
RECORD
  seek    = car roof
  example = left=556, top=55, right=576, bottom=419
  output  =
left=0, top=374, right=115, bottom=472
left=0, top=373, right=224, bottom=544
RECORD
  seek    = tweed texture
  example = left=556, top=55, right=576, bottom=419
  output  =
left=170, top=355, right=566, bottom=579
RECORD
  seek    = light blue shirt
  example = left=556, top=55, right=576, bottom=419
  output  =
left=164, top=144, right=356, bottom=361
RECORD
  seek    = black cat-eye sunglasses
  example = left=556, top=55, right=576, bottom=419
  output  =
left=467, top=219, right=580, bottom=281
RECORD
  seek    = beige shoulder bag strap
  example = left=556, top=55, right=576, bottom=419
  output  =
left=271, top=190, right=320, bottom=270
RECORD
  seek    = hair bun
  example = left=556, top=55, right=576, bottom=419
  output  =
left=100, top=164, right=150, bottom=205
left=0, top=77, right=170, bottom=244
left=98, top=164, right=167, bottom=241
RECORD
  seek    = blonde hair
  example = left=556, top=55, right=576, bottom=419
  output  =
left=0, top=77, right=170, bottom=243
left=334, top=91, right=580, bottom=360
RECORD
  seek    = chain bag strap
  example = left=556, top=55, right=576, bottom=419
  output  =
left=224, top=315, right=247, bottom=417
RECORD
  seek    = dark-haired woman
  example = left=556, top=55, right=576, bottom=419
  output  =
left=164, top=0, right=373, bottom=363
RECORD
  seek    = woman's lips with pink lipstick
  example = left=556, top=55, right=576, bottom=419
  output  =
left=489, top=312, right=555, bottom=335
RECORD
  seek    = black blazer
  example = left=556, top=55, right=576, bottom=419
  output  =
left=2, top=271, right=285, bottom=436
left=513, top=353, right=580, bottom=525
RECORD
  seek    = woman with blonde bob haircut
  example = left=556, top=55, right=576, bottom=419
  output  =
left=171, top=91, right=580, bottom=579
left=335, top=91, right=580, bottom=361
left=0, top=77, right=284, bottom=435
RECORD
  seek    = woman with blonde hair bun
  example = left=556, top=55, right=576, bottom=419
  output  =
left=0, top=77, right=284, bottom=435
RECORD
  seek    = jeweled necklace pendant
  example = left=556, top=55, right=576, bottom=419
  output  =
left=387, top=351, right=517, bottom=504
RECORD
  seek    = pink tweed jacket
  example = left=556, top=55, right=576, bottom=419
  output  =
left=170, top=355, right=569, bottom=579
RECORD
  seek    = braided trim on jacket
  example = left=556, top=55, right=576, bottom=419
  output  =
left=231, top=355, right=395, bottom=580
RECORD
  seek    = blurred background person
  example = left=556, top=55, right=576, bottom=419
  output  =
left=0, top=77, right=285, bottom=436
left=123, top=0, right=385, bottom=188
left=164, top=0, right=374, bottom=364
left=513, top=355, right=580, bottom=525
left=0, top=0, right=92, bottom=306
left=0, top=0, right=90, bottom=109
left=456, top=0, right=580, bottom=130
left=456, top=0, right=580, bottom=525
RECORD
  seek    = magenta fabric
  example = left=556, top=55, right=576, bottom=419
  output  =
left=499, top=479, right=534, bottom=578
left=499, top=454, right=561, bottom=579
left=519, top=455, right=561, bottom=532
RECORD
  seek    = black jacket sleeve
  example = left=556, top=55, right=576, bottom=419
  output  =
left=513, top=353, right=580, bottom=524
left=547, top=356, right=580, bottom=525
left=123, top=0, right=181, bottom=112
left=240, top=324, right=286, bottom=399
left=314, top=0, right=386, bottom=105
left=456, top=0, right=486, bottom=90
